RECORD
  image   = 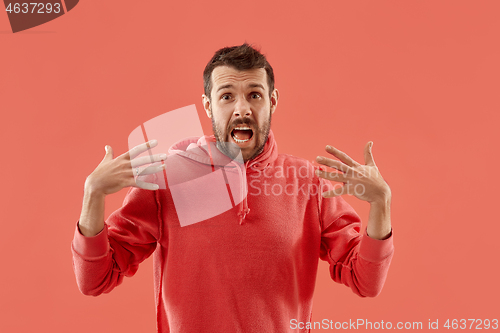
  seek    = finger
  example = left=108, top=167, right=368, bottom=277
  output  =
left=128, top=139, right=158, bottom=160
left=103, top=145, right=114, bottom=161
left=364, top=141, right=376, bottom=166
left=322, top=185, right=350, bottom=198
left=135, top=162, right=166, bottom=176
left=131, top=153, right=167, bottom=168
left=315, top=169, right=349, bottom=182
left=316, top=156, right=352, bottom=173
left=135, top=179, right=160, bottom=191
left=325, top=145, right=361, bottom=167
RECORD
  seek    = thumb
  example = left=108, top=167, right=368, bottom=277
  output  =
left=104, top=145, right=114, bottom=160
left=364, top=141, right=375, bottom=166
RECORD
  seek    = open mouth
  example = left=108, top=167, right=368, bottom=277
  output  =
left=231, top=126, right=254, bottom=143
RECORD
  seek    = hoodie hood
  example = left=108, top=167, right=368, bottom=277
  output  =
left=168, top=130, right=279, bottom=224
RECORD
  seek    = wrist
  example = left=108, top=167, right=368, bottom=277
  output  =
left=370, top=189, right=391, bottom=208
left=80, top=181, right=106, bottom=237
left=367, top=192, right=392, bottom=240
left=84, top=177, right=107, bottom=199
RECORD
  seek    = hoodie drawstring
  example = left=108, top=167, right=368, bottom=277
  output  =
left=234, top=161, right=250, bottom=225
left=238, top=203, right=250, bottom=225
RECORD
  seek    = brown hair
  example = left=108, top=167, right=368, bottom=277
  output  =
left=203, top=43, right=275, bottom=99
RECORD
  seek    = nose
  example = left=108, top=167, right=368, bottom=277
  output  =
left=233, top=97, right=252, bottom=118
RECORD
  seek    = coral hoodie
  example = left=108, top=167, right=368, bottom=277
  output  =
left=71, top=130, right=394, bottom=333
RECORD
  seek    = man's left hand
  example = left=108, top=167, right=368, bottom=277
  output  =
left=315, top=142, right=391, bottom=204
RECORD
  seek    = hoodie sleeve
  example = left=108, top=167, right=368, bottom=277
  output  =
left=71, top=186, right=162, bottom=296
left=318, top=178, right=394, bottom=297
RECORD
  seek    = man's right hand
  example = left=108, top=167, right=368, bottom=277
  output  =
left=78, top=140, right=167, bottom=237
left=85, top=139, right=167, bottom=196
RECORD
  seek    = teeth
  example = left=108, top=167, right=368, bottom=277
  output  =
left=234, top=126, right=251, bottom=130
left=233, top=137, right=250, bottom=143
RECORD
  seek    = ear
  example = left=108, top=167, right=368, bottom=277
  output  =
left=270, top=88, right=279, bottom=115
left=202, top=94, right=212, bottom=118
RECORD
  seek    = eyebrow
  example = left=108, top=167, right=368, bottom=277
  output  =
left=216, top=84, right=233, bottom=92
left=248, top=83, right=265, bottom=90
left=216, top=83, right=266, bottom=93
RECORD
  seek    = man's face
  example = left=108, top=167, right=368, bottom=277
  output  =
left=202, top=66, right=279, bottom=162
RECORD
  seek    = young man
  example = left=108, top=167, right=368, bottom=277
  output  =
left=72, top=43, right=393, bottom=333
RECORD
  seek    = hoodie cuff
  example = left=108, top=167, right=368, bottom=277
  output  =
left=72, top=221, right=109, bottom=258
left=358, top=228, right=394, bottom=263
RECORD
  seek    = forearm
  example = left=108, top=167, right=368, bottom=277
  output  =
left=323, top=206, right=394, bottom=298
left=366, top=195, right=392, bottom=240
left=78, top=186, right=106, bottom=237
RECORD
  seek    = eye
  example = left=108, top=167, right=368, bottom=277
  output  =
left=221, top=94, right=231, bottom=100
left=251, top=93, right=261, bottom=99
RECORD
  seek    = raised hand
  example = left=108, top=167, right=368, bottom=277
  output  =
left=85, top=140, right=167, bottom=196
left=315, top=142, right=391, bottom=205
left=78, top=140, right=167, bottom=237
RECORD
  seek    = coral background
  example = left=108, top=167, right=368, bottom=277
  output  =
left=1, top=1, right=499, bottom=332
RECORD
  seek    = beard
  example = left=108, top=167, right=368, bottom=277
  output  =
left=211, top=111, right=272, bottom=162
